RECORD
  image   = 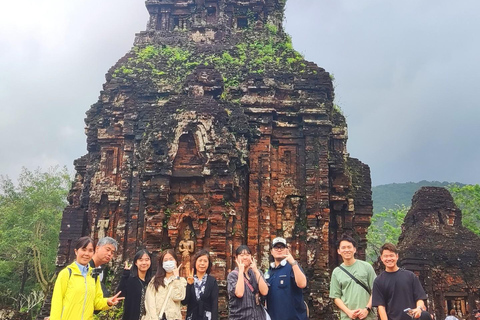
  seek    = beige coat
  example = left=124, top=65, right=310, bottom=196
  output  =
left=143, top=277, right=187, bottom=320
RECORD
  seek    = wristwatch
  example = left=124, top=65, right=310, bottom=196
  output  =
left=291, top=261, right=298, bottom=266
left=365, top=307, right=371, bottom=313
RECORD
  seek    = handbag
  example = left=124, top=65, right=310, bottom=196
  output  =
left=159, top=283, right=175, bottom=320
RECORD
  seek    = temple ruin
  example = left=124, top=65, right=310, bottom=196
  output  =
left=398, top=187, right=480, bottom=319
left=47, top=0, right=373, bottom=318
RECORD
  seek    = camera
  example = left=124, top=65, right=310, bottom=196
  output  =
left=91, top=267, right=103, bottom=278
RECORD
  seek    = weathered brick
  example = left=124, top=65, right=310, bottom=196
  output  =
left=39, top=2, right=374, bottom=320
left=397, top=187, right=480, bottom=319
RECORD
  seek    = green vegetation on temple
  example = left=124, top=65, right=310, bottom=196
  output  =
left=112, top=24, right=317, bottom=99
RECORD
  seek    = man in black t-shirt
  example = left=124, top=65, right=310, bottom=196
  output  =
left=372, top=243, right=431, bottom=320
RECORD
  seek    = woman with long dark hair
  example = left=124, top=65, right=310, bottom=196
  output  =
left=116, top=249, right=153, bottom=320
left=144, top=249, right=187, bottom=320
left=182, top=249, right=219, bottom=320
left=50, top=236, right=123, bottom=320
left=227, top=245, right=268, bottom=320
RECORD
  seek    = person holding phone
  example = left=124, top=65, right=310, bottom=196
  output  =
left=264, top=237, right=307, bottom=320
left=227, top=245, right=268, bottom=320
left=372, top=243, right=431, bottom=320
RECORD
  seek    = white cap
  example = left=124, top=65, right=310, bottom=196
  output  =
left=272, top=237, right=287, bottom=247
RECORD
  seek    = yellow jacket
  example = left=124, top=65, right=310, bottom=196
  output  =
left=50, top=261, right=109, bottom=320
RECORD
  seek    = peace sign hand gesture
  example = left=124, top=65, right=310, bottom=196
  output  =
left=107, top=291, right=125, bottom=307
left=250, top=256, right=259, bottom=273
left=173, top=263, right=182, bottom=278
left=235, top=257, right=245, bottom=273
left=187, top=268, right=194, bottom=285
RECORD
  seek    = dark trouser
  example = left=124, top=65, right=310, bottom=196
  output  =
left=419, top=311, right=432, bottom=320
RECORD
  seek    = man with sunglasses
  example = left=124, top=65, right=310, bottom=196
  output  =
left=265, top=237, right=308, bottom=320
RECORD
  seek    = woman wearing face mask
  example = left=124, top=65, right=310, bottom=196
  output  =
left=50, top=236, right=123, bottom=320
left=182, top=249, right=219, bottom=320
left=227, top=245, right=268, bottom=320
left=116, top=249, right=153, bottom=320
left=144, top=249, right=187, bottom=320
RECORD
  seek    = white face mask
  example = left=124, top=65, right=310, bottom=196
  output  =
left=163, top=260, right=176, bottom=272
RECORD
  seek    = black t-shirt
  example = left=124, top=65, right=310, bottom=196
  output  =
left=372, top=269, right=427, bottom=320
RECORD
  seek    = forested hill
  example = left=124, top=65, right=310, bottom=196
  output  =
left=372, top=180, right=465, bottom=213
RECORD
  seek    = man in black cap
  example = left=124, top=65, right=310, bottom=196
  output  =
left=265, top=237, right=308, bottom=320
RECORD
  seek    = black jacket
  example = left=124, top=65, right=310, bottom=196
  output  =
left=116, top=269, right=148, bottom=320
left=182, top=275, right=219, bottom=320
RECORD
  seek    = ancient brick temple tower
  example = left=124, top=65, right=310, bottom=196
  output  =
left=54, top=0, right=372, bottom=318
left=397, top=187, right=480, bottom=319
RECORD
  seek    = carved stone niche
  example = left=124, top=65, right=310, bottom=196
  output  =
left=444, top=295, right=467, bottom=318
left=172, top=133, right=205, bottom=177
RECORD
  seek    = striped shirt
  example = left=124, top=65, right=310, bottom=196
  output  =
left=227, top=268, right=266, bottom=320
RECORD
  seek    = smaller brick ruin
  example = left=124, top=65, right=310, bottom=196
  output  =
left=397, top=187, right=480, bottom=319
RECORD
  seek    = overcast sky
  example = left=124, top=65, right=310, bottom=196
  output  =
left=1, top=0, right=479, bottom=186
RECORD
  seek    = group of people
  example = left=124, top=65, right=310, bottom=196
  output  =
left=49, top=236, right=123, bottom=320
left=329, top=234, right=432, bottom=320
left=50, top=233, right=436, bottom=320
left=49, top=236, right=308, bottom=320
left=227, top=238, right=308, bottom=320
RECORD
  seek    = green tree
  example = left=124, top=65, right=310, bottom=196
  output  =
left=448, top=184, right=480, bottom=235
left=0, top=166, right=70, bottom=313
left=365, top=205, right=408, bottom=263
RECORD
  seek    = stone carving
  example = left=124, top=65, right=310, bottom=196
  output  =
left=40, top=1, right=374, bottom=319
left=397, top=187, right=480, bottom=319
left=96, top=219, right=109, bottom=239
left=178, top=228, right=195, bottom=277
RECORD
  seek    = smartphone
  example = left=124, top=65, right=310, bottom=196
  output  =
left=404, top=308, right=414, bottom=317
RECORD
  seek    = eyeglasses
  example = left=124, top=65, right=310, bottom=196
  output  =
left=273, top=246, right=286, bottom=251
